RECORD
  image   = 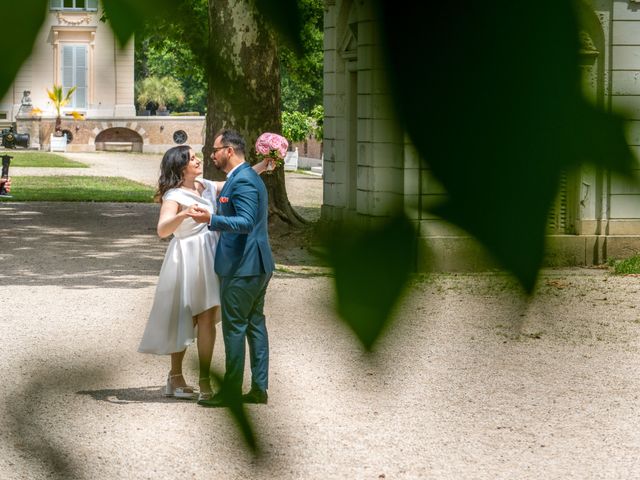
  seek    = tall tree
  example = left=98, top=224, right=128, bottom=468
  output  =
left=204, top=0, right=306, bottom=226
left=134, top=0, right=208, bottom=114
left=279, top=0, right=323, bottom=113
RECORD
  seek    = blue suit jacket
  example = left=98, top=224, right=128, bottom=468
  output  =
left=208, top=162, right=275, bottom=277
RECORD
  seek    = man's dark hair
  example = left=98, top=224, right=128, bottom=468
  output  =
left=216, top=129, right=246, bottom=157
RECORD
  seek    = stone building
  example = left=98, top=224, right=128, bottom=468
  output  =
left=1, top=0, right=204, bottom=153
left=322, top=0, right=640, bottom=269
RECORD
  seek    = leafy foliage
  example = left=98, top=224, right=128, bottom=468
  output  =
left=136, top=76, right=185, bottom=112
left=100, top=0, right=177, bottom=47
left=609, top=255, right=640, bottom=275
left=134, top=0, right=209, bottom=113
left=281, top=105, right=323, bottom=146
left=310, top=104, right=323, bottom=140
left=47, top=85, right=76, bottom=119
left=279, top=0, right=323, bottom=113
left=282, top=111, right=312, bottom=144
left=137, top=41, right=206, bottom=113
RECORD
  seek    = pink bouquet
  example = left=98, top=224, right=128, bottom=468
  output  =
left=255, top=132, right=289, bottom=171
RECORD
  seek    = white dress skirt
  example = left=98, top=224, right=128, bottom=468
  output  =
left=138, top=179, right=220, bottom=355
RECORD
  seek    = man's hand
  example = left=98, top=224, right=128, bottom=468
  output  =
left=185, top=204, right=211, bottom=224
left=0, top=177, right=11, bottom=193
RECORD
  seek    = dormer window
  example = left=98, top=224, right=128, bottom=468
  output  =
left=50, top=0, right=98, bottom=11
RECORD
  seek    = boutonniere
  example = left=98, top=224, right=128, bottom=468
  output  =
left=220, top=196, right=229, bottom=203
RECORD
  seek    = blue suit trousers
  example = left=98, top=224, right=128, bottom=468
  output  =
left=220, top=274, right=271, bottom=395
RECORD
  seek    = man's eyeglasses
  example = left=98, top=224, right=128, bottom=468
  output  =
left=212, top=145, right=230, bottom=153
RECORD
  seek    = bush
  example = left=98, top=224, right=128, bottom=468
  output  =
left=136, top=76, right=185, bottom=112
left=169, top=111, right=201, bottom=116
left=282, top=110, right=312, bottom=144
left=609, top=255, right=640, bottom=274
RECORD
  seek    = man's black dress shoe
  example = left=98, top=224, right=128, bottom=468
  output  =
left=242, top=388, right=268, bottom=404
left=197, top=392, right=228, bottom=408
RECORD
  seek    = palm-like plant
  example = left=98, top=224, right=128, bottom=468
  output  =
left=47, top=85, right=76, bottom=135
left=136, top=76, right=185, bottom=113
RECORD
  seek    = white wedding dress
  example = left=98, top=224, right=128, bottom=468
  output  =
left=138, top=179, right=220, bottom=355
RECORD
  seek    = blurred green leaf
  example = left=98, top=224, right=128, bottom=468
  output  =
left=0, top=0, right=48, bottom=102
left=252, top=0, right=303, bottom=55
left=325, top=214, right=416, bottom=350
left=101, top=0, right=176, bottom=46
left=376, top=0, right=635, bottom=293
left=207, top=372, right=258, bottom=452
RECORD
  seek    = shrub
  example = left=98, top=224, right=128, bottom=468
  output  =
left=609, top=255, right=640, bottom=274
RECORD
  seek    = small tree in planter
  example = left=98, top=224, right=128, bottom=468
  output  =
left=47, top=85, right=76, bottom=136
left=136, top=76, right=185, bottom=115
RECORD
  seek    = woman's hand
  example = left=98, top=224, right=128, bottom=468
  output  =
left=185, top=205, right=211, bottom=224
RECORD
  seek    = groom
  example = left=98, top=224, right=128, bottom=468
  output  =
left=190, top=129, right=274, bottom=407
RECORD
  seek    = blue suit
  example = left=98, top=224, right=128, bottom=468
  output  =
left=208, top=162, right=274, bottom=396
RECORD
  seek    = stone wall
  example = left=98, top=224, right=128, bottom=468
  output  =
left=15, top=115, right=205, bottom=153
left=292, top=137, right=323, bottom=159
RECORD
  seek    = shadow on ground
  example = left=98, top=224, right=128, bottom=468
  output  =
left=77, top=385, right=181, bottom=404
left=1, top=202, right=164, bottom=288
left=2, top=201, right=329, bottom=289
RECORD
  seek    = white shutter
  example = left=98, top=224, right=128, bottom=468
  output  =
left=87, top=0, right=98, bottom=10
left=61, top=44, right=88, bottom=109
left=75, top=46, right=87, bottom=108
left=50, top=0, right=63, bottom=9
left=62, top=45, right=74, bottom=94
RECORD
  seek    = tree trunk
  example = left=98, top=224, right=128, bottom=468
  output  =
left=204, top=0, right=306, bottom=227
left=54, top=116, right=62, bottom=135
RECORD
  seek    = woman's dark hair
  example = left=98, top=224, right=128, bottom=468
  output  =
left=155, top=145, right=191, bottom=202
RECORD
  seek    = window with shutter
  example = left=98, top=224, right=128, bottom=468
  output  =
left=61, top=45, right=88, bottom=109
left=50, top=0, right=97, bottom=10
left=547, top=172, right=569, bottom=233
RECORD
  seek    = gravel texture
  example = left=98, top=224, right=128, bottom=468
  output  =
left=2, top=152, right=640, bottom=479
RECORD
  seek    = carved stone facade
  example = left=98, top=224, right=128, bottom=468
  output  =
left=323, top=0, right=640, bottom=269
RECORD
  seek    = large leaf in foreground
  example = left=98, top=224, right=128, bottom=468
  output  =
left=101, top=0, right=176, bottom=46
left=376, top=0, right=635, bottom=292
left=252, top=0, right=303, bottom=55
left=325, top=214, right=416, bottom=350
left=0, top=0, right=48, bottom=102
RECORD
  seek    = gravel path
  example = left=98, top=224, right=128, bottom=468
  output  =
left=2, top=153, right=640, bottom=479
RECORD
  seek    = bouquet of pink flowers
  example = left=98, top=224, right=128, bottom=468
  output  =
left=255, top=132, right=289, bottom=172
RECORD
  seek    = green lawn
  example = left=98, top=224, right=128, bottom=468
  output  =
left=5, top=152, right=88, bottom=168
left=3, top=176, right=155, bottom=202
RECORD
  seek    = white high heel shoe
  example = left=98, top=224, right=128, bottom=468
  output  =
left=197, top=376, right=213, bottom=402
left=164, top=373, right=195, bottom=399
